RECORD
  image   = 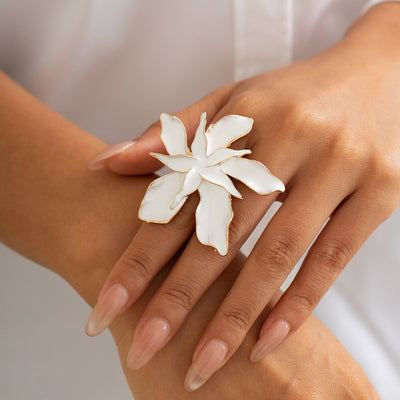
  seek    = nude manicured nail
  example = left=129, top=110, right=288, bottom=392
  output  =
left=250, top=319, right=290, bottom=363
left=85, top=284, right=129, bottom=337
left=127, top=317, right=170, bottom=370
left=88, top=141, right=136, bottom=170
left=184, top=339, right=229, bottom=392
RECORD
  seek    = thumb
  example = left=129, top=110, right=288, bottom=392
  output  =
left=88, top=84, right=236, bottom=175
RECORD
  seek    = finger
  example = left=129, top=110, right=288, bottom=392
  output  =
left=85, top=88, right=238, bottom=335
left=85, top=194, right=198, bottom=337
left=123, top=103, right=296, bottom=371
left=185, top=167, right=353, bottom=391
left=123, top=182, right=279, bottom=370
left=251, top=185, right=398, bottom=362
left=88, top=84, right=237, bottom=174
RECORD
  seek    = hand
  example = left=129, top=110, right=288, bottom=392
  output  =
left=112, top=258, right=378, bottom=400
left=0, top=69, right=377, bottom=399
left=86, top=3, right=400, bottom=390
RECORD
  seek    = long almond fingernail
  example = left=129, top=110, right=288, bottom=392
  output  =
left=88, top=141, right=136, bottom=170
left=184, top=339, right=229, bottom=392
left=85, top=284, right=129, bottom=337
left=127, top=317, right=170, bottom=370
left=250, top=319, right=290, bottom=363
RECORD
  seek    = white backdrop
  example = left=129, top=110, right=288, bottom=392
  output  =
left=0, top=244, right=131, bottom=400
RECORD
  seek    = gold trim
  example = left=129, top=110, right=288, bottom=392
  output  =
left=138, top=172, right=187, bottom=224
left=205, top=114, right=254, bottom=156
left=170, top=170, right=201, bottom=210
left=139, top=112, right=284, bottom=255
left=191, top=112, right=208, bottom=158
left=221, top=157, right=285, bottom=194
left=160, top=113, right=190, bottom=156
left=199, top=166, right=243, bottom=199
left=195, top=180, right=233, bottom=257
left=206, top=149, right=252, bottom=167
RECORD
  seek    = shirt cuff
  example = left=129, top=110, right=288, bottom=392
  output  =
left=362, top=0, right=400, bottom=14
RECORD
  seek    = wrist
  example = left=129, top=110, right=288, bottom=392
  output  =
left=0, top=71, right=153, bottom=307
left=58, top=171, right=153, bottom=307
left=341, top=2, right=400, bottom=67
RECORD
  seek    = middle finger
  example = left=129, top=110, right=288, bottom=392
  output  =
left=125, top=181, right=282, bottom=370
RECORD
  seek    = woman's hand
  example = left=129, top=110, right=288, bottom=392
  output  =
left=113, top=258, right=379, bottom=400
left=86, top=3, right=400, bottom=390
left=0, top=67, right=378, bottom=398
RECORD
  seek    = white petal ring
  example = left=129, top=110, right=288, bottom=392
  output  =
left=138, top=112, right=285, bottom=256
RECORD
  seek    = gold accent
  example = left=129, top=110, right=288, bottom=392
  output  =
left=205, top=115, right=254, bottom=155
left=223, top=157, right=285, bottom=194
left=195, top=180, right=233, bottom=257
left=160, top=113, right=191, bottom=155
left=138, top=172, right=187, bottom=224
left=139, top=112, right=285, bottom=256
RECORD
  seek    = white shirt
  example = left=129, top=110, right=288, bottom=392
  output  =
left=0, top=1, right=399, bottom=399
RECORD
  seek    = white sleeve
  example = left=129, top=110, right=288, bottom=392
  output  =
left=362, top=0, right=400, bottom=14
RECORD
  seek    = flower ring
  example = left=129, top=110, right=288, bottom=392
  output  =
left=139, top=112, right=285, bottom=255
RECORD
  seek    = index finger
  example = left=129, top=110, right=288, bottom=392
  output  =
left=85, top=191, right=197, bottom=337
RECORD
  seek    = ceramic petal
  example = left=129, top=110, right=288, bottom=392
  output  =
left=150, top=153, right=194, bottom=172
left=221, top=157, right=285, bottom=194
left=206, top=148, right=251, bottom=166
left=191, top=112, right=207, bottom=158
left=139, top=172, right=187, bottom=223
left=196, top=181, right=233, bottom=256
left=200, top=165, right=242, bottom=199
left=171, top=168, right=202, bottom=208
left=160, top=113, right=189, bottom=155
left=205, top=115, right=253, bottom=155
left=140, top=111, right=285, bottom=256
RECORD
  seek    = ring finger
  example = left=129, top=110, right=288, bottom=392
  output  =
left=184, top=163, right=356, bottom=391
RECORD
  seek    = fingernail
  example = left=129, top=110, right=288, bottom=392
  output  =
left=85, top=284, right=129, bottom=337
left=127, top=317, right=170, bottom=370
left=184, top=339, right=229, bottom=392
left=250, top=319, right=290, bottom=362
left=88, top=141, right=136, bottom=170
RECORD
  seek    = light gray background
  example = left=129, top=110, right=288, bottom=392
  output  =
left=0, top=244, right=131, bottom=400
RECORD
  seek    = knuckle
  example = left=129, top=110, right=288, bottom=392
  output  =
left=159, top=279, right=197, bottom=311
left=328, top=134, right=367, bottom=167
left=291, top=291, right=319, bottom=312
left=223, top=306, right=253, bottom=331
left=228, top=91, right=261, bottom=117
left=364, top=152, right=400, bottom=210
left=284, top=99, right=343, bottom=140
left=254, top=237, right=297, bottom=279
left=370, top=152, right=400, bottom=188
left=314, top=241, right=353, bottom=277
left=119, top=250, right=153, bottom=281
